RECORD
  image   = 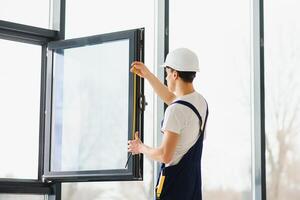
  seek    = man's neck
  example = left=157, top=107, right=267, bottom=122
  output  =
left=175, top=83, right=195, bottom=97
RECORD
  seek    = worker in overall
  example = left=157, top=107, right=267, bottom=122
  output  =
left=128, top=48, right=209, bottom=200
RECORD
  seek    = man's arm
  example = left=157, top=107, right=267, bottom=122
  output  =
left=131, top=61, right=176, bottom=105
left=128, top=131, right=179, bottom=164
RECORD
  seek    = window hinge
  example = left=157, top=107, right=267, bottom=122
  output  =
left=139, top=28, right=144, bottom=41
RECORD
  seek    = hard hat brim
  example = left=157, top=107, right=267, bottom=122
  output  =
left=159, top=63, right=199, bottom=72
left=160, top=63, right=167, bottom=68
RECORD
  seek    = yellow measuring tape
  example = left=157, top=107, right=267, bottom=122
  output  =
left=132, top=73, right=137, bottom=138
left=156, top=172, right=165, bottom=198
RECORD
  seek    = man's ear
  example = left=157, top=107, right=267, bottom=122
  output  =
left=173, top=71, right=179, bottom=80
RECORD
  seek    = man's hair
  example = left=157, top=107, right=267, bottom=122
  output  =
left=166, top=66, right=196, bottom=83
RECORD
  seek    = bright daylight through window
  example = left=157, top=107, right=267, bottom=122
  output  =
left=170, top=0, right=252, bottom=199
left=265, top=0, right=300, bottom=199
left=0, top=39, right=41, bottom=180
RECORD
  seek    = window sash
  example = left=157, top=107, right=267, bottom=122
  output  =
left=43, top=29, right=144, bottom=182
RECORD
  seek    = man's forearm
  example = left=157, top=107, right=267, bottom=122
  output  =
left=140, top=144, right=166, bottom=163
left=146, top=73, right=176, bottom=105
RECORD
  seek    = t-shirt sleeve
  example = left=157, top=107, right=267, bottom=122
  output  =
left=161, top=104, right=186, bottom=135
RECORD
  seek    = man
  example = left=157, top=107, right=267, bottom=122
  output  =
left=128, top=48, right=209, bottom=200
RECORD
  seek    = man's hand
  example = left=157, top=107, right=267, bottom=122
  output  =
left=130, top=61, right=151, bottom=79
left=128, top=132, right=143, bottom=155
left=131, top=61, right=176, bottom=105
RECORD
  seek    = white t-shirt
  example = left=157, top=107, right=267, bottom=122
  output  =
left=161, top=91, right=208, bottom=166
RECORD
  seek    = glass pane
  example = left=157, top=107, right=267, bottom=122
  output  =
left=0, top=39, right=41, bottom=179
left=265, top=0, right=300, bottom=199
left=51, top=39, right=130, bottom=171
left=63, top=1, right=154, bottom=198
left=0, top=194, right=46, bottom=200
left=169, top=0, right=252, bottom=199
left=0, top=0, right=50, bottom=29
left=62, top=178, right=153, bottom=200
left=65, top=0, right=153, bottom=39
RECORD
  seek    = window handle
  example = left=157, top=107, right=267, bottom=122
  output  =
left=139, top=95, right=148, bottom=111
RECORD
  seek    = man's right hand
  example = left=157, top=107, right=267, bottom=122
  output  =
left=130, top=61, right=151, bottom=79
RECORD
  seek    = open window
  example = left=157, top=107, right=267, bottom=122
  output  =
left=43, top=29, right=145, bottom=182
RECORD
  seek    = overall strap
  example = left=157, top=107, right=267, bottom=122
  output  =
left=172, top=100, right=208, bottom=133
left=202, top=99, right=209, bottom=133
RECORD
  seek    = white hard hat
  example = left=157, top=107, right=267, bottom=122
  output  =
left=161, top=48, right=199, bottom=72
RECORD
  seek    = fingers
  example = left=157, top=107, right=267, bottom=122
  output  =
left=127, top=131, right=141, bottom=154
left=130, top=65, right=142, bottom=74
left=131, top=61, right=144, bottom=69
left=127, top=142, right=137, bottom=155
left=130, top=67, right=137, bottom=73
left=135, top=131, right=139, bottom=140
left=130, top=66, right=141, bottom=73
left=127, top=133, right=139, bottom=145
left=130, top=61, right=148, bottom=78
left=131, top=61, right=144, bottom=66
left=127, top=140, right=135, bottom=149
left=130, top=66, right=142, bottom=77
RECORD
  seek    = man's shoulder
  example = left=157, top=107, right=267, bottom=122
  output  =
left=168, top=93, right=207, bottom=116
left=165, top=102, right=184, bottom=113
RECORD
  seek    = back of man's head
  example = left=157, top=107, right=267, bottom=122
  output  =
left=166, top=66, right=196, bottom=83
left=162, top=48, right=199, bottom=83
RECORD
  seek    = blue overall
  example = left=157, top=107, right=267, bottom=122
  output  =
left=155, top=100, right=209, bottom=200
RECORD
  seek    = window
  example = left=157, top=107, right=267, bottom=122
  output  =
left=169, top=0, right=252, bottom=199
left=43, top=29, right=145, bottom=182
left=265, top=0, right=300, bottom=199
left=0, top=194, right=46, bottom=200
left=1, top=0, right=151, bottom=199
left=0, top=0, right=50, bottom=29
left=65, top=0, right=153, bottom=39
left=62, top=182, right=152, bottom=200
left=0, top=39, right=41, bottom=179
left=63, top=1, right=155, bottom=199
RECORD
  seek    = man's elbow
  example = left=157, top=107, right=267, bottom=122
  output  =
left=161, top=154, right=172, bottom=164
